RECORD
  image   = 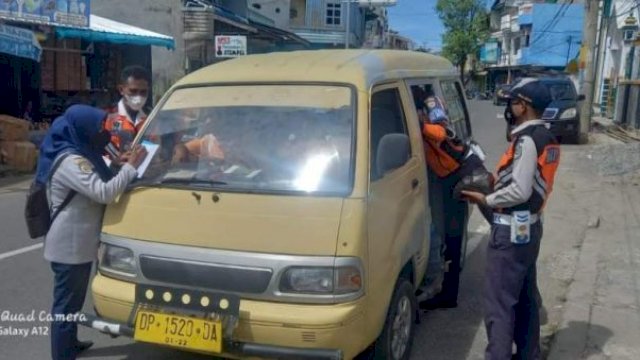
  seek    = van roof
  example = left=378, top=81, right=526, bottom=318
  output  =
left=175, top=50, right=457, bottom=90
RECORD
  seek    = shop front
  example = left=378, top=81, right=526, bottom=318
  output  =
left=0, top=2, right=174, bottom=126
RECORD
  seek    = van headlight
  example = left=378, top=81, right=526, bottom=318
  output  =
left=99, top=243, right=137, bottom=276
left=280, top=266, right=362, bottom=294
left=559, top=108, right=577, bottom=119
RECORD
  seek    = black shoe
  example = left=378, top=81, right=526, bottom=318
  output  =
left=419, top=296, right=458, bottom=310
left=75, top=340, right=94, bottom=353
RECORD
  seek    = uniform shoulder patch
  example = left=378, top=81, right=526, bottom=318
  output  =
left=74, top=158, right=94, bottom=174
left=545, top=147, right=560, bottom=164
left=514, top=138, right=525, bottom=160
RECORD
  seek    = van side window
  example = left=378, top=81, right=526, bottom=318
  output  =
left=440, top=81, right=472, bottom=140
left=370, top=88, right=410, bottom=180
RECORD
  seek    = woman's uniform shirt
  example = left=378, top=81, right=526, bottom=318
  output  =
left=45, top=154, right=137, bottom=264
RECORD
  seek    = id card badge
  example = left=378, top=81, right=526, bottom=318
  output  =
left=510, top=211, right=531, bottom=244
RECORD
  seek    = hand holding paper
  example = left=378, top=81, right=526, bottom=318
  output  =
left=134, top=141, right=160, bottom=178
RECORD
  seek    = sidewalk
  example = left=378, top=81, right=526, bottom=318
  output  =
left=547, top=135, right=640, bottom=359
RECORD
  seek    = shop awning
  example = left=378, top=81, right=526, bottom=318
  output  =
left=55, top=15, right=175, bottom=50
left=0, top=23, right=42, bottom=62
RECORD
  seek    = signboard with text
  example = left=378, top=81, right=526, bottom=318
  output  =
left=0, top=0, right=90, bottom=28
left=215, top=35, right=247, bottom=58
left=0, top=23, right=42, bottom=62
left=481, top=41, right=499, bottom=64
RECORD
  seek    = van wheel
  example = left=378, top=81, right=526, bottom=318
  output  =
left=373, top=279, right=417, bottom=360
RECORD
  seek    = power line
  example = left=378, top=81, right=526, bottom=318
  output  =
left=613, top=1, right=640, bottom=18
left=530, top=0, right=574, bottom=47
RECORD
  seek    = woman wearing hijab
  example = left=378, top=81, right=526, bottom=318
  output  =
left=36, top=105, right=147, bottom=360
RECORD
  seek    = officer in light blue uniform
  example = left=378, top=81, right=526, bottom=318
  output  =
left=463, top=79, right=561, bottom=360
left=36, top=105, right=146, bottom=360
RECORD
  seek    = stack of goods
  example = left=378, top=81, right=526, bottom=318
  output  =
left=0, top=115, right=38, bottom=172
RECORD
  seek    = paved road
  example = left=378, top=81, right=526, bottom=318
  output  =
left=0, top=101, right=507, bottom=360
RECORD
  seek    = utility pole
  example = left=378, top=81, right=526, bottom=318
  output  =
left=345, top=1, right=351, bottom=49
left=579, top=0, right=600, bottom=144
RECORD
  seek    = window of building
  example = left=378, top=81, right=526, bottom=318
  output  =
left=370, top=88, right=410, bottom=180
left=326, top=3, right=342, bottom=26
left=290, top=0, right=306, bottom=26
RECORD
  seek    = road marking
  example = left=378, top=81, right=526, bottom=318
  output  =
left=497, top=114, right=505, bottom=119
left=0, top=224, right=491, bottom=263
left=0, top=243, right=43, bottom=261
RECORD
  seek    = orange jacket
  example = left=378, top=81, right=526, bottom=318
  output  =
left=105, top=100, right=147, bottom=151
left=422, top=123, right=466, bottom=178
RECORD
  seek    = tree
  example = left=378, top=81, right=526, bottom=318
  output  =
left=436, top=0, right=489, bottom=84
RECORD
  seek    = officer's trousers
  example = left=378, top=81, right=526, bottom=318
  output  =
left=50, top=262, right=92, bottom=360
left=484, top=221, right=543, bottom=360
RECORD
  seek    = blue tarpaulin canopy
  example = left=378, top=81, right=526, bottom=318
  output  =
left=0, top=23, right=42, bottom=62
left=55, top=14, right=175, bottom=50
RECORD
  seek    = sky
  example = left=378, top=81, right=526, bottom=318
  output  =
left=387, top=0, right=493, bottom=50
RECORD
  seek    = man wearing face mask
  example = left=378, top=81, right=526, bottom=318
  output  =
left=462, top=78, right=561, bottom=360
left=105, top=66, right=151, bottom=153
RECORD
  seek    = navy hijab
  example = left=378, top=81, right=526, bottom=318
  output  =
left=35, top=105, right=113, bottom=184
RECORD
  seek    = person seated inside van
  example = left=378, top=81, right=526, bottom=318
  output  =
left=417, top=91, right=494, bottom=309
left=420, top=94, right=494, bottom=199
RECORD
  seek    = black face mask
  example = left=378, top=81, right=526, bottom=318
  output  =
left=90, top=130, right=111, bottom=152
left=504, top=100, right=517, bottom=127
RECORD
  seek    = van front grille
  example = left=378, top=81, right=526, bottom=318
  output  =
left=139, top=255, right=273, bottom=294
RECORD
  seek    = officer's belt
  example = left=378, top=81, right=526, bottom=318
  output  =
left=493, top=213, right=541, bottom=226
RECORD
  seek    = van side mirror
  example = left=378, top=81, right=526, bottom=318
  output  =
left=577, top=94, right=586, bottom=101
left=376, top=134, right=410, bottom=177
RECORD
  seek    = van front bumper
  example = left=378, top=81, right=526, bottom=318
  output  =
left=79, top=313, right=342, bottom=359
left=90, top=273, right=370, bottom=359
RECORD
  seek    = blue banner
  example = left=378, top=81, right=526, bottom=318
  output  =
left=0, top=0, right=90, bottom=28
left=0, top=23, right=42, bottom=62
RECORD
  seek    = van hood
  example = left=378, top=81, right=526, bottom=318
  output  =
left=102, top=188, right=343, bottom=256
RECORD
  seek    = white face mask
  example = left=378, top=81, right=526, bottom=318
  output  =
left=125, top=95, right=147, bottom=111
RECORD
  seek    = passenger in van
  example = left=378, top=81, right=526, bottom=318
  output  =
left=172, top=133, right=225, bottom=165
left=418, top=94, right=493, bottom=309
left=420, top=95, right=493, bottom=199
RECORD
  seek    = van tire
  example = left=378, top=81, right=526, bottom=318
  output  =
left=373, top=279, right=417, bottom=360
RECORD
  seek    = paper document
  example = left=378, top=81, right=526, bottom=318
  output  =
left=103, top=156, right=112, bottom=168
left=136, top=141, right=160, bottom=178
left=163, top=170, right=196, bottom=181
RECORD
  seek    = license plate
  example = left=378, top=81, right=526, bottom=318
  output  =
left=134, top=310, right=222, bottom=353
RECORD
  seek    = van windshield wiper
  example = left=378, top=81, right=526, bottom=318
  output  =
left=126, top=177, right=227, bottom=191
left=157, top=178, right=228, bottom=187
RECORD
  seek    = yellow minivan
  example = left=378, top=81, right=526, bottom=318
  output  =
left=84, top=50, right=475, bottom=360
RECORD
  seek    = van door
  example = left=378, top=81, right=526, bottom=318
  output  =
left=367, top=84, right=428, bottom=306
left=438, top=79, right=473, bottom=268
left=439, top=80, right=473, bottom=140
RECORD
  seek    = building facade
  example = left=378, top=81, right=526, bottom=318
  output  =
left=249, top=0, right=388, bottom=49
left=92, top=0, right=309, bottom=102
left=594, top=0, right=640, bottom=126
left=481, top=0, right=584, bottom=90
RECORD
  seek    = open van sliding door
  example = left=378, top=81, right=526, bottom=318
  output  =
left=367, top=82, right=428, bottom=303
left=404, top=78, right=473, bottom=304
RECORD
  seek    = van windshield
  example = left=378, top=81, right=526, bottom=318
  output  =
left=136, top=85, right=354, bottom=195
